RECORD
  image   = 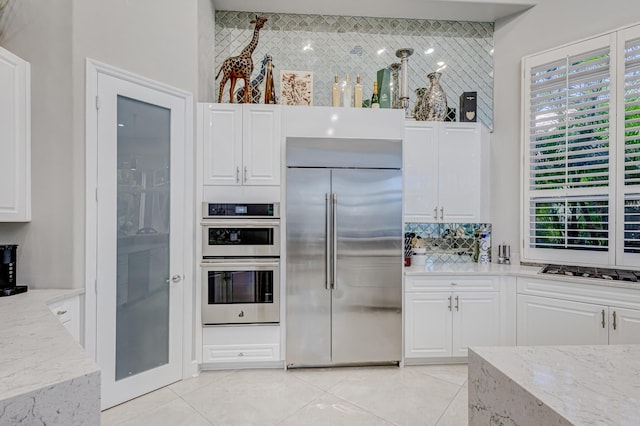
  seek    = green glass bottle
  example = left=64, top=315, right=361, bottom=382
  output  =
left=371, top=81, right=380, bottom=108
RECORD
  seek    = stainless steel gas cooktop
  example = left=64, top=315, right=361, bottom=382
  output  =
left=541, top=264, right=640, bottom=282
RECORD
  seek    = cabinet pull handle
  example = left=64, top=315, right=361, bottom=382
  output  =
left=244, top=166, right=248, bottom=182
left=433, top=207, right=438, bottom=220
left=455, top=296, right=459, bottom=311
left=448, top=296, right=452, bottom=311
left=613, top=311, right=617, bottom=330
left=57, top=310, right=68, bottom=316
left=440, top=207, right=444, bottom=221
left=601, top=309, right=606, bottom=328
left=238, top=352, right=244, bottom=357
left=236, top=166, right=240, bottom=183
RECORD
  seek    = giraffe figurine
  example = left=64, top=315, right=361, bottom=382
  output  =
left=215, top=15, right=268, bottom=103
left=235, top=54, right=273, bottom=104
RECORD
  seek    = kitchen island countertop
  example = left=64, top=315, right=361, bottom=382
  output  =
left=0, top=289, right=100, bottom=424
left=468, top=344, right=640, bottom=425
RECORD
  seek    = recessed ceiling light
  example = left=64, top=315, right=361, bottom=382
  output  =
left=425, top=48, right=434, bottom=54
left=117, top=123, right=124, bottom=127
left=377, top=48, right=386, bottom=55
left=437, top=61, right=445, bottom=66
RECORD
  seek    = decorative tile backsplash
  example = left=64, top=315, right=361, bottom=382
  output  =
left=214, top=11, right=494, bottom=128
left=405, top=223, right=492, bottom=263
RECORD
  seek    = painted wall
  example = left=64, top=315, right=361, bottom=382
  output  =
left=199, top=0, right=216, bottom=102
left=71, top=0, right=199, bottom=290
left=491, top=0, right=640, bottom=262
left=0, top=0, right=74, bottom=289
left=0, top=0, right=199, bottom=289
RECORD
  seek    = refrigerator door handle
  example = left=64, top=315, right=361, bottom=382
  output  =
left=325, top=193, right=331, bottom=290
left=332, top=192, right=338, bottom=290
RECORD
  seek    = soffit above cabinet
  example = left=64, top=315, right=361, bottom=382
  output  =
left=212, top=0, right=537, bottom=23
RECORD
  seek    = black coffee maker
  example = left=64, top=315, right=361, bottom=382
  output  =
left=0, top=245, right=27, bottom=296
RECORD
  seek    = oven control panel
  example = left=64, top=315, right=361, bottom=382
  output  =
left=203, top=203, right=279, bottom=218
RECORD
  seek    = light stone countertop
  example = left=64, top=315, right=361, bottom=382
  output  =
left=469, top=345, right=640, bottom=425
left=404, top=262, right=640, bottom=291
left=0, top=289, right=99, bottom=403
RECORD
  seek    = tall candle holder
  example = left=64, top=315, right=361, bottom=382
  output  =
left=395, top=48, right=414, bottom=117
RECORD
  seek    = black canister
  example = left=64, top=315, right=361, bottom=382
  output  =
left=0, top=245, right=17, bottom=289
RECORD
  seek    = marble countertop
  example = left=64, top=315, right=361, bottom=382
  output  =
left=0, top=289, right=99, bottom=403
left=470, top=345, right=640, bottom=425
left=404, top=262, right=640, bottom=291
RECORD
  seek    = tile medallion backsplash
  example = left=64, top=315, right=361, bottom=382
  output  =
left=405, top=223, right=492, bottom=263
left=214, top=11, right=494, bottom=128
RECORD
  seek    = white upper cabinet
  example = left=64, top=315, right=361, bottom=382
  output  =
left=0, top=46, right=31, bottom=222
left=201, top=103, right=281, bottom=186
left=404, top=122, right=489, bottom=223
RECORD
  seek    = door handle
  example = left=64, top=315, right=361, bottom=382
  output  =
left=332, top=193, right=337, bottom=290
left=244, top=166, right=248, bottom=182
left=601, top=309, right=606, bottom=328
left=325, top=193, right=331, bottom=290
left=613, top=311, right=617, bottom=330
left=236, top=166, right=240, bottom=183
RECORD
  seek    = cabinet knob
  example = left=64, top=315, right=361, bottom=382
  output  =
left=238, top=352, right=244, bottom=357
left=171, top=274, right=182, bottom=283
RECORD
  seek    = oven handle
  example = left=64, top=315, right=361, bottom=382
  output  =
left=201, top=261, right=280, bottom=269
left=201, top=220, right=280, bottom=227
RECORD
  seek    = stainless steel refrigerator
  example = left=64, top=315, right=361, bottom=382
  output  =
left=286, top=138, right=402, bottom=367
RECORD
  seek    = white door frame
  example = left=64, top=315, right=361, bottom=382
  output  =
left=84, top=59, right=197, bottom=387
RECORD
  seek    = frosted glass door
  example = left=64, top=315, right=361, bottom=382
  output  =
left=115, top=95, right=171, bottom=380
left=96, top=70, right=185, bottom=409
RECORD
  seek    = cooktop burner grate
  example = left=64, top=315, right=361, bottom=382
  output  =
left=541, top=264, right=640, bottom=282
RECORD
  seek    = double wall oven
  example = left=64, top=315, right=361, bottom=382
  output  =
left=201, top=203, right=280, bottom=324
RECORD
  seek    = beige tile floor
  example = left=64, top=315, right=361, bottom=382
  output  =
left=101, top=364, right=469, bottom=426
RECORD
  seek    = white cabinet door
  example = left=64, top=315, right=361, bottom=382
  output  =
left=402, top=122, right=488, bottom=223
left=452, top=292, right=500, bottom=357
left=242, top=105, right=281, bottom=186
left=0, top=47, right=30, bottom=222
left=517, top=294, right=608, bottom=346
left=404, top=123, right=438, bottom=221
left=438, top=125, right=482, bottom=222
left=202, top=104, right=243, bottom=185
left=405, top=292, right=452, bottom=358
left=609, top=306, right=640, bottom=345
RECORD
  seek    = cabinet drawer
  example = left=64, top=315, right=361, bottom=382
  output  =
left=48, top=300, right=73, bottom=323
left=203, top=344, right=279, bottom=363
left=406, top=276, right=499, bottom=292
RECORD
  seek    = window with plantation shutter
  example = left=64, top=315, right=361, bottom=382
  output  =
left=623, top=36, right=640, bottom=256
left=524, top=35, right=614, bottom=265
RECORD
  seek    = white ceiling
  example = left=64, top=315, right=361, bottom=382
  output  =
left=212, top=0, right=537, bottom=22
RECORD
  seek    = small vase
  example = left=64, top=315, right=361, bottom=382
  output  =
left=421, top=72, right=448, bottom=121
left=413, top=88, right=427, bottom=120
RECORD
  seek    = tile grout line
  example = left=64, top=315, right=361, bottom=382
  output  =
left=170, top=369, right=244, bottom=426
left=433, top=380, right=467, bottom=426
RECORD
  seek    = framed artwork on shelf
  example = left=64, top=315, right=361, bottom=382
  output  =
left=279, top=70, right=313, bottom=106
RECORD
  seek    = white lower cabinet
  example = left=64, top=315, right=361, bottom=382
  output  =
left=202, top=325, right=280, bottom=364
left=47, top=294, right=81, bottom=344
left=517, top=294, right=608, bottom=345
left=517, top=277, right=640, bottom=346
left=404, top=276, right=502, bottom=360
